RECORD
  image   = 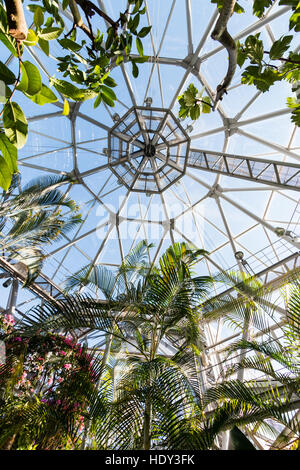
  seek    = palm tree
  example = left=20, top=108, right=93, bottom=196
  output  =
left=17, top=242, right=213, bottom=449
left=4, top=244, right=299, bottom=450
left=0, top=175, right=81, bottom=284
left=198, top=270, right=300, bottom=449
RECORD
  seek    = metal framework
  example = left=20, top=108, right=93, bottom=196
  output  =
left=187, top=148, right=300, bottom=191
left=1, top=0, right=300, bottom=450
left=108, top=106, right=190, bottom=193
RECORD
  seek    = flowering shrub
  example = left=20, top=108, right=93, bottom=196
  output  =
left=0, top=314, right=99, bottom=450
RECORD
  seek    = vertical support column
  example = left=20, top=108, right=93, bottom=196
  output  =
left=6, top=278, right=19, bottom=317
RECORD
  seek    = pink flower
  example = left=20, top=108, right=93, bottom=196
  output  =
left=59, top=351, right=66, bottom=356
left=4, top=314, right=15, bottom=326
left=14, top=337, right=22, bottom=342
left=64, top=363, right=72, bottom=370
left=58, top=377, right=64, bottom=383
left=47, top=378, right=53, bottom=386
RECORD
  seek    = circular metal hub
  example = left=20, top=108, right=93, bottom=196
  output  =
left=144, top=143, right=156, bottom=158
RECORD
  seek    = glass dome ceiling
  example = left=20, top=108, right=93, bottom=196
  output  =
left=1, top=1, right=299, bottom=328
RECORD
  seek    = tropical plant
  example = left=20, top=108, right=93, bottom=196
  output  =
left=0, top=0, right=151, bottom=190
left=0, top=314, right=103, bottom=450
left=1, top=243, right=299, bottom=450
left=198, top=270, right=300, bottom=449
left=0, top=174, right=81, bottom=284
left=14, top=242, right=214, bottom=449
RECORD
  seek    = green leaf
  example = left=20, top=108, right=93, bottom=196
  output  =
left=252, top=0, right=274, bottom=18
left=0, top=132, right=18, bottom=172
left=101, top=92, right=115, bottom=107
left=132, top=0, right=143, bottom=14
left=29, top=84, right=58, bottom=105
left=0, top=32, right=18, bottom=57
left=101, top=85, right=117, bottom=101
left=201, top=96, right=212, bottom=114
left=17, top=61, right=42, bottom=96
left=94, top=92, right=102, bottom=109
left=136, top=37, right=143, bottom=56
left=62, top=98, right=69, bottom=115
left=237, top=42, right=247, bottom=67
left=132, top=13, right=140, bottom=32
left=0, top=61, right=16, bottom=85
left=138, top=26, right=151, bottom=38
left=103, top=76, right=117, bottom=88
left=34, top=6, right=44, bottom=28
left=270, top=36, right=293, bottom=60
left=38, top=37, right=49, bottom=56
left=58, top=38, right=82, bottom=52
left=0, top=156, right=12, bottom=191
left=2, top=102, right=28, bottom=149
left=269, top=35, right=293, bottom=60
left=190, top=104, right=201, bottom=120
left=38, top=27, right=63, bottom=40
left=105, top=28, right=114, bottom=50
left=287, top=97, right=300, bottom=126
left=16, top=62, right=29, bottom=93
left=116, top=54, right=124, bottom=65
left=244, top=34, right=264, bottom=64
left=241, top=65, right=282, bottom=92
left=50, top=78, right=97, bottom=101
left=23, top=29, right=39, bottom=47
left=132, top=61, right=139, bottom=78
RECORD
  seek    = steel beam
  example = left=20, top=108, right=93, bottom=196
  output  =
left=186, top=148, right=300, bottom=191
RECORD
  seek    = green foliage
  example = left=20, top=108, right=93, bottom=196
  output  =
left=252, top=0, right=274, bottom=18
left=2, top=102, right=28, bottom=149
left=211, top=0, right=245, bottom=14
left=9, top=245, right=300, bottom=450
left=241, top=65, right=282, bottom=92
left=269, top=35, right=293, bottom=60
left=178, top=84, right=212, bottom=121
left=237, top=30, right=300, bottom=124
left=178, top=1, right=300, bottom=128
left=0, top=175, right=81, bottom=284
left=0, top=61, right=16, bottom=85
left=0, top=0, right=152, bottom=190
left=17, top=61, right=42, bottom=96
left=287, top=96, right=300, bottom=126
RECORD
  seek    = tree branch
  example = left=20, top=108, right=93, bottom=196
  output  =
left=68, top=0, right=94, bottom=41
left=211, top=0, right=237, bottom=110
left=4, top=0, right=28, bottom=41
left=264, top=51, right=300, bottom=65
left=74, top=0, right=118, bottom=31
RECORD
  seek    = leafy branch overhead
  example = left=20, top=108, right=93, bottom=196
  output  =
left=0, top=0, right=299, bottom=193
left=178, top=0, right=300, bottom=125
left=0, top=0, right=151, bottom=191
